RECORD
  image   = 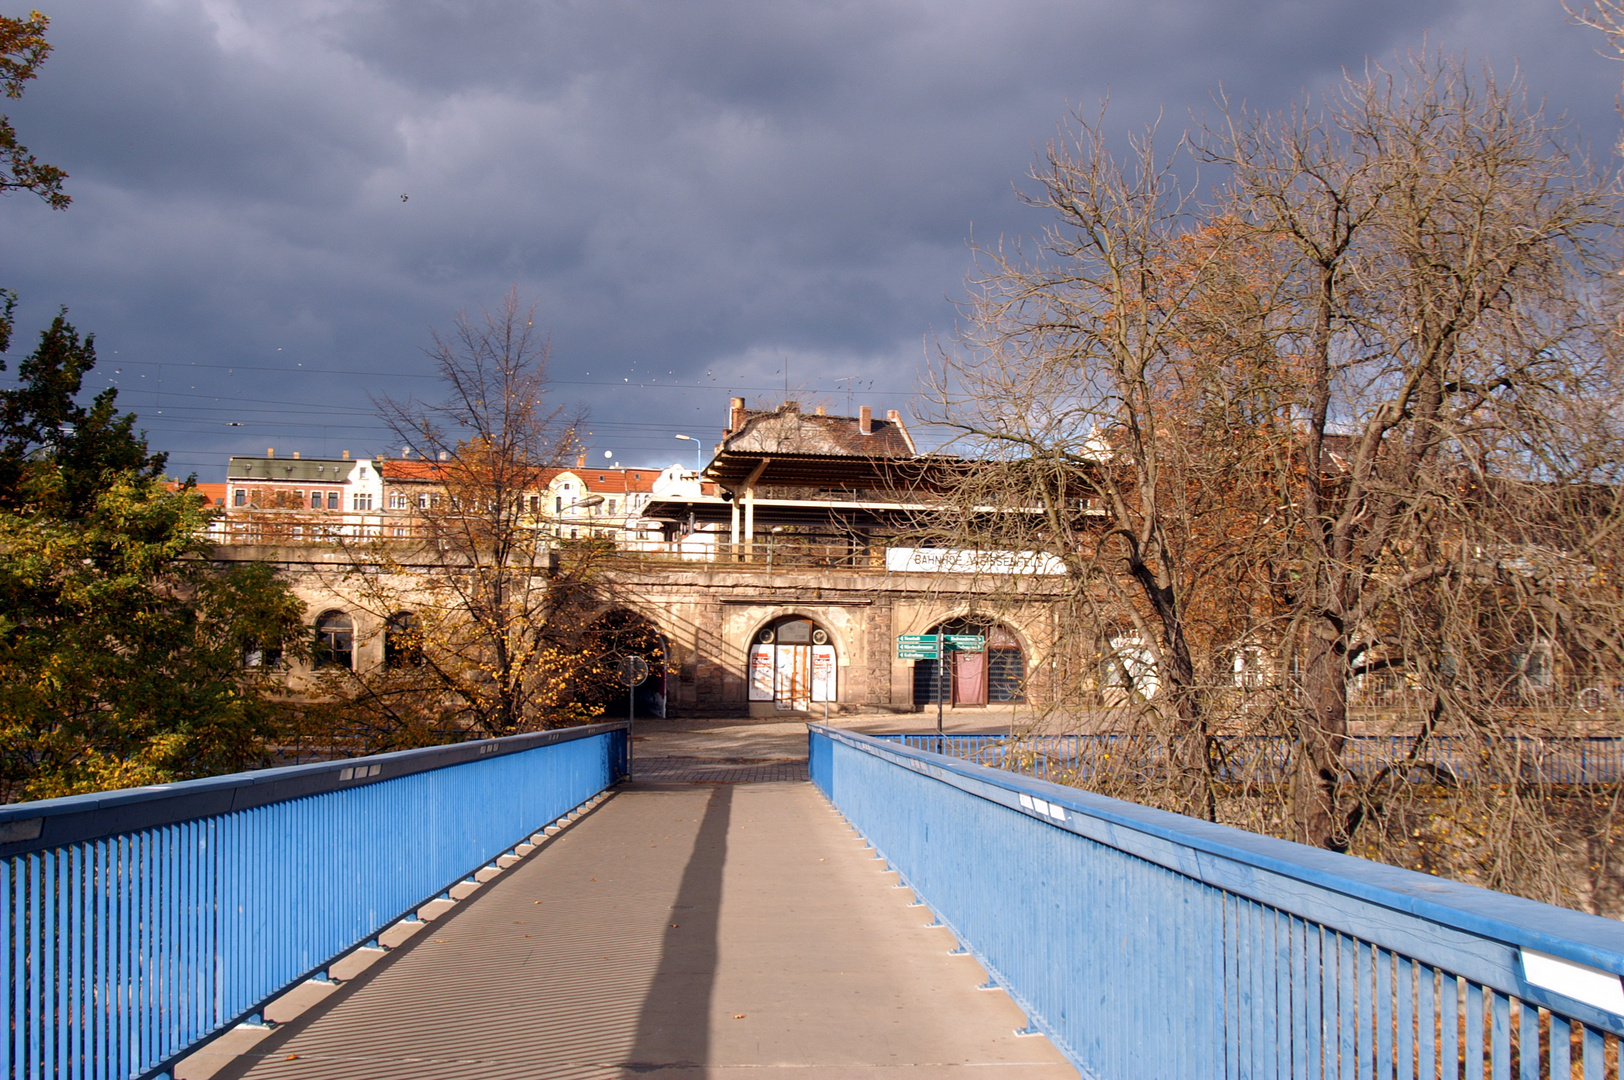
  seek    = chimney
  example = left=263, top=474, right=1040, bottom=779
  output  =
left=342, top=450, right=350, bottom=460
left=728, top=397, right=746, bottom=434
left=292, top=451, right=300, bottom=459
left=815, top=405, right=827, bottom=416
left=266, top=447, right=275, bottom=458
left=438, top=450, right=448, bottom=462
left=886, top=409, right=901, bottom=423
left=859, top=405, right=872, bottom=436
left=783, top=400, right=799, bottom=413
left=577, top=453, right=586, bottom=468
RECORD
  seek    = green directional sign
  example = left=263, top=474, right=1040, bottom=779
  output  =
left=898, top=633, right=985, bottom=659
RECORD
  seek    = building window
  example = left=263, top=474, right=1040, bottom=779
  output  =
left=327, top=491, right=339, bottom=510
left=388, top=493, right=407, bottom=510
left=243, top=641, right=282, bottom=669
left=234, top=489, right=246, bottom=507
left=528, top=495, right=539, bottom=512
left=351, top=492, right=373, bottom=511
left=308, top=491, right=320, bottom=509
left=385, top=611, right=423, bottom=669
left=314, top=610, right=354, bottom=669
left=556, top=496, right=563, bottom=514
left=607, top=498, right=617, bottom=515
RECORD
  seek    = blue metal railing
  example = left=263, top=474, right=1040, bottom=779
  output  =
left=877, top=732, right=1624, bottom=785
left=0, top=722, right=629, bottom=1080
left=814, top=724, right=1624, bottom=1078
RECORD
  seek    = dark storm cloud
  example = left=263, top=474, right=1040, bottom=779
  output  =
left=1, top=0, right=1617, bottom=475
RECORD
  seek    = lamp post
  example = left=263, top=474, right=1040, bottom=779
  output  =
left=673, top=434, right=702, bottom=476
left=555, top=494, right=604, bottom=540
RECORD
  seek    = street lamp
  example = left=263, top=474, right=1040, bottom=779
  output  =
left=562, top=495, right=605, bottom=515
left=673, top=434, right=702, bottom=476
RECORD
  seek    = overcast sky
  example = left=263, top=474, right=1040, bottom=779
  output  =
left=2, top=0, right=1619, bottom=479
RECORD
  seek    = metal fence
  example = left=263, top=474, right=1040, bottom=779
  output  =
left=812, top=725, right=1624, bottom=1079
left=876, top=732, right=1624, bottom=786
left=0, top=722, right=629, bottom=1080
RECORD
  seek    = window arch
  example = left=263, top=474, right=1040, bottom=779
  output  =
left=314, top=610, right=354, bottom=669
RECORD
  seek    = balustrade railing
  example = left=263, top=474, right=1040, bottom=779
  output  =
left=878, top=732, right=1624, bottom=786
left=0, top=722, right=628, bottom=1079
left=813, top=725, right=1624, bottom=1079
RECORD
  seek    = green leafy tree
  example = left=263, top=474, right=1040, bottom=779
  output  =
left=0, top=314, right=307, bottom=801
left=0, top=10, right=67, bottom=209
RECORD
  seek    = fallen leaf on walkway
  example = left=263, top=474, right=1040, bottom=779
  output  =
left=733, top=1014, right=746, bottom=1020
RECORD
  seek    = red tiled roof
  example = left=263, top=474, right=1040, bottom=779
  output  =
left=380, top=459, right=663, bottom=492
left=167, top=481, right=228, bottom=507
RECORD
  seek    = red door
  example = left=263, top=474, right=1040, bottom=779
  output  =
left=953, top=651, right=987, bottom=706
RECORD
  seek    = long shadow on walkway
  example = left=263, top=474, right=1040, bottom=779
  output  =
left=622, top=783, right=731, bottom=1071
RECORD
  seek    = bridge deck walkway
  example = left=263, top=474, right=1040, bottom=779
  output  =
left=184, top=768, right=1075, bottom=1079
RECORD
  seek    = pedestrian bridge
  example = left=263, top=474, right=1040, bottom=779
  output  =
left=4, top=724, right=1624, bottom=1079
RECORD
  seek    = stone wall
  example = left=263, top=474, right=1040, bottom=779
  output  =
left=210, top=545, right=1064, bottom=717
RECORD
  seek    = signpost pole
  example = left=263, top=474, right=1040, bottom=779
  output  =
left=936, top=627, right=945, bottom=751
left=617, top=655, right=649, bottom=782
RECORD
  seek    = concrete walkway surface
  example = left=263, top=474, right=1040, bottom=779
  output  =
left=182, top=778, right=1077, bottom=1079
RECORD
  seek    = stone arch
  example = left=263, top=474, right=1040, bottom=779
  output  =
left=582, top=607, right=669, bottom=719
left=746, top=612, right=841, bottom=715
left=912, top=613, right=1031, bottom=707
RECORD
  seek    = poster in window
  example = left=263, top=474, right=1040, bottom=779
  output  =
left=776, top=645, right=810, bottom=710
left=811, top=645, right=836, bottom=702
left=748, top=643, right=774, bottom=701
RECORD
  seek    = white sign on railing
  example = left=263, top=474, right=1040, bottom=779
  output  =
left=884, top=547, right=1066, bottom=575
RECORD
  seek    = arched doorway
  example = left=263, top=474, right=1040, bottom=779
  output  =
left=748, top=615, right=837, bottom=713
left=584, top=609, right=668, bottom=719
left=913, top=618, right=1026, bottom=707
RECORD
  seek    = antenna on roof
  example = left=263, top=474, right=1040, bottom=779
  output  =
left=835, top=375, right=866, bottom=417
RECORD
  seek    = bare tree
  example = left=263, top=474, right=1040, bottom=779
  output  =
left=1203, top=52, right=1621, bottom=848
left=924, top=116, right=1290, bottom=821
left=931, top=53, right=1624, bottom=876
left=308, top=290, right=618, bottom=741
